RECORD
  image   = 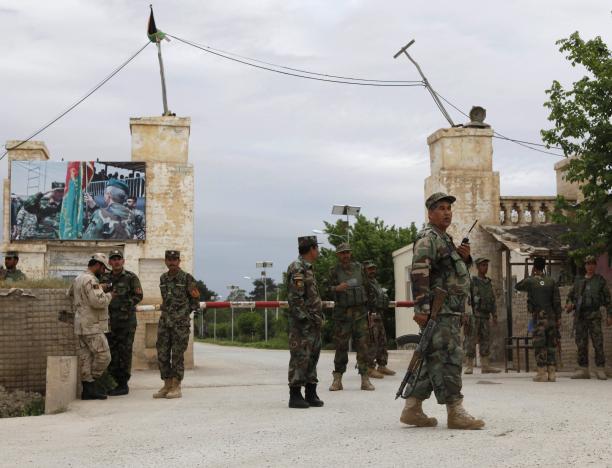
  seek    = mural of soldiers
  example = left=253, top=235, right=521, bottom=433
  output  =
left=126, top=196, right=146, bottom=240
left=83, top=179, right=134, bottom=240
left=102, top=250, right=143, bottom=395
left=464, top=258, right=501, bottom=374
left=14, top=206, right=38, bottom=240
left=0, top=251, right=26, bottom=282
left=286, top=235, right=324, bottom=409
left=566, top=255, right=612, bottom=380
left=21, top=182, right=65, bottom=239
left=515, top=256, right=562, bottom=383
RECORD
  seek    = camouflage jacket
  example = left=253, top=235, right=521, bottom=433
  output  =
left=83, top=202, right=135, bottom=240
left=411, top=223, right=471, bottom=316
left=68, top=270, right=112, bottom=335
left=0, top=267, right=26, bottom=282
left=369, top=278, right=389, bottom=315
left=159, top=269, right=200, bottom=324
left=515, top=274, right=561, bottom=321
left=286, top=256, right=322, bottom=325
left=327, top=261, right=373, bottom=312
left=101, top=269, right=143, bottom=329
left=471, top=275, right=496, bottom=318
left=567, top=274, right=611, bottom=318
left=22, top=193, right=61, bottom=239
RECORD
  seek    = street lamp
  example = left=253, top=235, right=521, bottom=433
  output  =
left=256, top=261, right=273, bottom=342
left=226, top=285, right=240, bottom=341
left=312, top=229, right=347, bottom=243
left=331, top=204, right=361, bottom=243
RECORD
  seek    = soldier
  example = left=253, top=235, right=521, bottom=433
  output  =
left=0, top=251, right=26, bottom=282
left=68, top=253, right=113, bottom=400
left=83, top=179, right=134, bottom=240
left=515, top=256, right=562, bottom=382
left=364, top=261, right=396, bottom=376
left=126, top=196, right=146, bottom=240
left=464, top=258, right=501, bottom=374
left=14, top=206, right=38, bottom=240
left=328, top=243, right=378, bottom=392
left=400, top=192, right=484, bottom=430
left=21, top=182, right=65, bottom=239
left=566, top=255, right=612, bottom=380
left=153, top=250, right=200, bottom=399
left=102, top=250, right=143, bottom=395
left=286, top=235, right=324, bottom=409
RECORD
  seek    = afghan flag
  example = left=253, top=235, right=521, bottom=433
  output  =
left=147, top=6, right=168, bottom=43
left=59, top=161, right=94, bottom=239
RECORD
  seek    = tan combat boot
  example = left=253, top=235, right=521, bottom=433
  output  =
left=547, top=366, right=556, bottom=382
left=570, top=366, right=590, bottom=379
left=446, top=399, right=485, bottom=430
left=367, top=367, right=384, bottom=379
left=377, top=366, right=396, bottom=376
left=533, top=367, right=548, bottom=382
left=152, top=379, right=172, bottom=399
left=594, top=367, right=608, bottom=380
left=400, top=397, right=438, bottom=427
left=360, top=374, right=375, bottom=391
left=481, top=357, right=501, bottom=374
left=329, top=372, right=343, bottom=391
left=464, top=358, right=474, bottom=375
left=165, top=378, right=182, bottom=399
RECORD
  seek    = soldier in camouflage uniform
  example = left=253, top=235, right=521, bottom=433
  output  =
left=0, top=251, right=26, bottom=282
left=21, top=182, right=65, bottom=239
left=153, top=250, right=200, bottom=399
left=464, top=257, right=501, bottom=374
left=364, top=261, right=395, bottom=376
left=328, top=243, right=377, bottom=392
left=126, top=196, right=146, bottom=240
left=286, top=235, right=324, bottom=409
left=102, top=250, right=143, bottom=395
left=400, top=192, right=484, bottom=430
left=14, top=206, right=38, bottom=240
left=515, top=256, right=562, bottom=382
left=566, top=255, right=612, bottom=380
left=83, top=179, right=134, bottom=240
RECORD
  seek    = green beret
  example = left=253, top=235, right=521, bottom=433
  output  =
left=106, top=178, right=129, bottom=193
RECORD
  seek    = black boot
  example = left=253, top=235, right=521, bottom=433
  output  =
left=108, top=379, right=129, bottom=396
left=305, top=383, right=324, bottom=407
left=81, top=381, right=107, bottom=400
left=288, top=386, right=310, bottom=409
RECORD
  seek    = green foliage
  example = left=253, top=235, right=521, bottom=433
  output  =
left=195, top=280, right=217, bottom=301
left=247, top=277, right=278, bottom=301
left=0, top=386, right=45, bottom=418
left=236, top=311, right=264, bottom=340
left=197, top=336, right=288, bottom=350
left=541, top=32, right=612, bottom=259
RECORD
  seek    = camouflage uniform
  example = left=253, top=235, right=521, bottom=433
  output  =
left=567, top=273, right=611, bottom=368
left=286, top=255, right=323, bottom=387
left=14, top=207, right=38, bottom=240
left=22, top=192, right=63, bottom=239
left=515, top=274, right=561, bottom=367
left=410, top=223, right=471, bottom=405
left=83, top=202, right=135, bottom=240
left=464, top=275, right=496, bottom=358
left=367, top=276, right=390, bottom=367
left=0, top=252, right=26, bottom=282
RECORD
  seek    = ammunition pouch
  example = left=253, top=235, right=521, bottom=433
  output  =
left=335, top=285, right=366, bottom=308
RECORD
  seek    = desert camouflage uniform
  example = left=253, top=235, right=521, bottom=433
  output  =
left=286, top=256, right=323, bottom=386
left=83, top=203, right=135, bottom=240
left=411, top=223, right=471, bottom=405
left=367, top=277, right=390, bottom=367
left=464, top=275, right=496, bottom=358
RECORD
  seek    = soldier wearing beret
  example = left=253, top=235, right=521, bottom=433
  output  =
left=400, top=192, right=484, bottom=430
left=153, top=250, right=200, bottom=399
left=83, top=178, right=135, bottom=240
left=286, top=236, right=324, bottom=408
left=566, top=254, right=612, bottom=380
left=101, top=250, right=143, bottom=395
left=0, top=251, right=26, bottom=282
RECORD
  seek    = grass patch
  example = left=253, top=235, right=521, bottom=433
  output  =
left=196, top=336, right=289, bottom=350
left=0, top=278, right=71, bottom=289
left=0, top=386, right=45, bottom=418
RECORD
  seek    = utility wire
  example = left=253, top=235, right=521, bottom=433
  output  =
left=0, top=41, right=151, bottom=161
left=168, top=34, right=424, bottom=87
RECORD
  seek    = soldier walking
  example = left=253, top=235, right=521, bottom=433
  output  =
left=400, top=192, right=484, bottom=430
left=464, top=258, right=501, bottom=374
left=515, top=257, right=562, bottom=382
left=0, top=251, right=26, bottom=282
left=364, top=261, right=396, bottom=377
left=102, top=250, right=143, bottom=395
left=566, top=255, right=612, bottom=380
left=286, top=236, right=324, bottom=409
left=68, top=253, right=113, bottom=400
left=153, top=250, right=201, bottom=399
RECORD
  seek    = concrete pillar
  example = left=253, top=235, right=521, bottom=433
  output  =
left=45, top=356, right=78, bottom=414
left=554, top=157, right=582, bottom=202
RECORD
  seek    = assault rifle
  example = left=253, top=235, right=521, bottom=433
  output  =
left=395, top=287, right=448, bottom=399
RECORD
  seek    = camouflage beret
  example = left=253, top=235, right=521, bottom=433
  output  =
left=336, top=243, right=352, bottom=253
left=425, top=192, right=456, bottom=210
left=584, top=255, right=596, bottom=264
left=474, top=257, right=490, bottom=265
left=5, top=251, right=19, bottom=259
left=108, top=249, right=124, bottom=259
left=165, top=250, right=180, bottom=259
left=106, top=178, right=129, bottom=193
left=51, top=182, right=66, bottom=190
left=364, top=260, right=377, bottom=268
left=298, top=236, right=319, bottom=249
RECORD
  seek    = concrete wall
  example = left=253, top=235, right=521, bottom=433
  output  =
left=392, top=243, right=419, bottom=338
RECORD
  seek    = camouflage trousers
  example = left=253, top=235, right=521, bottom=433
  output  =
left=108, top=326, right=136, bottom=383
left=575, top=312, right=605, bottom=367
left=157, top=317, right=190, bottom=381
left=288, top=317, right=322, bottom=386
left=533, top=318, right=558, bottom=367
left=464, top=316, right=492, bottom=358
left=332, top=306, right=371, bottom=375
left=368, top=314, right=388, bottom=367
left=77, top=333, right=111, bottom=382
left=412, top=315, right=464, bottom=405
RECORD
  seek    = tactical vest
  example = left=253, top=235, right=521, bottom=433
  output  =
left=371, top=281, right=388, bottom=310
left=334, top=263, right=366, bottom=308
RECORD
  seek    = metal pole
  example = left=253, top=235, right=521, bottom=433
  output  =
left=214, top=309, right=217, bottom=340
left=156, top=41, right=170, bottom=116
left=263, top=270, right=268, bottom=342
left=346, top=213, right=350, bottom=243
left=505, top=249, right=513, bottom=361
left=231, top=307, right=234, bottom=341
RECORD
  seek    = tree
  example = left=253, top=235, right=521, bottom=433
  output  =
left=541, top=32, right=612, bottom=259
left=247, top=277, right=278, bottom=301
left=195, top=280, right=217, bottom=301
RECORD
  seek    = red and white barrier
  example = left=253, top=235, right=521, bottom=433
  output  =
left=136, top=300, right=415, bottom=312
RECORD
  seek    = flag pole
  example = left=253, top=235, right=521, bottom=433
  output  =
left=156, top=40, right=170, bottom=116
left=148, top=5, right=171, bottom=116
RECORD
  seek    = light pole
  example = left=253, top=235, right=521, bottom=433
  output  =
left=226, top=285, right=240, bottom=341
left=256, top=261, right=273, bottom=342
left=331, top=205, right=361, bottom=243
left=312, top=229, right=347, bottom=244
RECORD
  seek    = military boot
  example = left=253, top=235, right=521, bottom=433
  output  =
left=304, top=383, right=324, bottom=407
left=81, top=381, right=107, bottom=400
left=329, top=372, right=343, bottom=391
left=464, top=358, right=474, bottom=375
left=400, top=397, right=438, bottom=427
left=367, top=367, right=385, bottom=379
left=446, top=399, right=485, bottom=430
left=289, top=386, right=310, bottom=409
left=547, top=366, right=556, bottom=382
left=153, top=378, right=173, bottom=399
left=360, top=374, right=375, bottom=391
left=481, top=357, right=501, bottom=374
left=532, top=367, right=548, bottom=382
left=594, top=367, right=608, bottom=380
left=570, top=366, right=590, bottom=379
left=165, top=378, right=182, bottom=399
left=108, top=378, right=129, bottom=396
left=377, top=365, right=396, bottom=376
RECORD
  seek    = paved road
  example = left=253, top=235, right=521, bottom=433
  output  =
left=1, top=343, right=611, bottom=467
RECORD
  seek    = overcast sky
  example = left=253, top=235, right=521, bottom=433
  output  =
left=1, top=1, right=609, bottom=296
